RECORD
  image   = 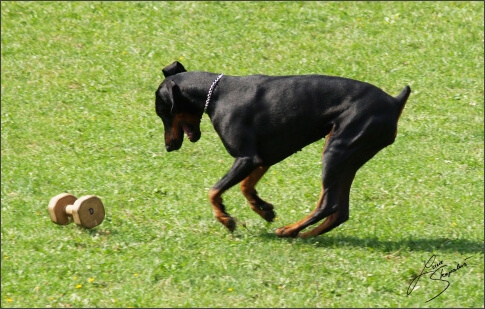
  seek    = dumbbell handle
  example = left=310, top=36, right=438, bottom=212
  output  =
left=65, top=204, right=95, bottom=216
left=65, top=204, right=74, bottom=215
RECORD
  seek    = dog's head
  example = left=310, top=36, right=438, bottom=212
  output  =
left=155, top=61, right=202, bottom=152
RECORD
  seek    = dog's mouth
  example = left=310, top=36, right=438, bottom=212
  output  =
left=182, top=123, right=201, bottom=143
left=182, top=124, right=193, bottom=140
left=165, top=120, right=201, bottom=152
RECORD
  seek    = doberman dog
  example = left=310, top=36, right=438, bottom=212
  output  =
left=155, top=61, right=410, bottom=238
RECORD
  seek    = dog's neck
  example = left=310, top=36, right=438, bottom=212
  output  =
left=173, top=73, right=224, bottom=116
left=204, top=73, right=224, bottom=114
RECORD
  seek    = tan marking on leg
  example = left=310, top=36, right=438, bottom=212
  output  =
left=208, top=188, right=236, bottom=232
left=240, top=166, right=269, bottom=201
left=240, top=166, right=276, bottom=221
left=298, top=211, right=340, bottom=238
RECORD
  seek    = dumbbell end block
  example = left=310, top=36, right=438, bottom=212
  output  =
left=72, top=195, right=105, bottom=229
left=48, top=193, right=77, bottom=225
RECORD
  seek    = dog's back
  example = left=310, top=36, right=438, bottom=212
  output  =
left=203, top=74, right=409, bottom=165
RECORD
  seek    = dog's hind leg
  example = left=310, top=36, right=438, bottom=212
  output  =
left=276, top=118, right=396, bottom=238
left=273, top=130, right=341, bottom=237
left=209, top=155, right=263, bottom=232
left=296, top=180, right=352, bottom=238
left=240, top=166, right=276, bottom=222
left=297, top=142, right=383, bottom=238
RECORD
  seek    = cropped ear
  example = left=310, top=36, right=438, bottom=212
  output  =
left=162, top=61, right=187, bottom=77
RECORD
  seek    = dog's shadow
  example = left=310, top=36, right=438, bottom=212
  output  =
left=259, top=232, right=483, bottom=254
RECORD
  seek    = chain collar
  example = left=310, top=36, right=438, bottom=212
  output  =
left=204, top=73, right=224, bottom=114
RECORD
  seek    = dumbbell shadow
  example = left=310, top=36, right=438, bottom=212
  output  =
left=48, top=193, right=105, bottom=229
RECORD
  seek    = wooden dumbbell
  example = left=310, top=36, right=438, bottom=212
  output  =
left=48, top=193, right=105, bottom=229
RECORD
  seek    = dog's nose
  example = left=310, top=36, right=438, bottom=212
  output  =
left=165, top=143, right=180, bottom=152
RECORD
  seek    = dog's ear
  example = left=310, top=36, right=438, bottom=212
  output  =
left=162, top=61, right=187, bottom=77
left=157, top=80, right=182, bottom=114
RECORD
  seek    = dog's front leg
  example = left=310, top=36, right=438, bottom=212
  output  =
left=209, top=156, right=263, bottom=232
left=240, top=166, right=276, bottom=222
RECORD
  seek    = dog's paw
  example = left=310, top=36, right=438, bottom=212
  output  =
left=263, top=209, right=276, bottom=223
left=259, top=202, right=276, bottom=222
left=250, top=201, right=276, bottom=223
left=275, top=226, right=299, bottom=238
left=261, top=206, right=276, bottom=223
left=216, top=215, right=236, bottom=232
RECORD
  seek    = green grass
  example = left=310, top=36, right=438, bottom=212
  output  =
left=1, top=1, right=483, bottom=307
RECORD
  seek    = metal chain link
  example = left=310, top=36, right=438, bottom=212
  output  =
left=204, top=73, right=224, bottom=113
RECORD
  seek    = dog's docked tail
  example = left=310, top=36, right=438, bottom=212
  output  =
left=394, top=85, right=411, bottom=115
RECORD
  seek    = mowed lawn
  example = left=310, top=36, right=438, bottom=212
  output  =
left=1, top=1, right=483, bottom=307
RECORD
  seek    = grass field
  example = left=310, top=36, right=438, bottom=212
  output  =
left=1, top=1, right=483, bottom=307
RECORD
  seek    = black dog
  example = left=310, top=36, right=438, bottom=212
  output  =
left=155, top=61, right=410, bottom=238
